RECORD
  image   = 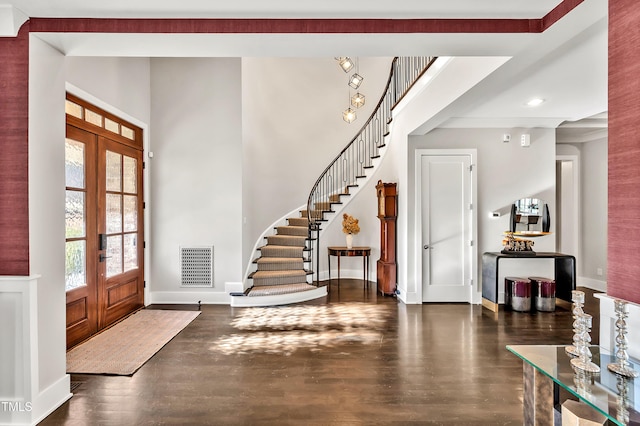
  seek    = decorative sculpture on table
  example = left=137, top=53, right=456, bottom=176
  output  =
left=501, top=232, right=535, bottom=254
left=570, top=313, right=600, bottom=373
left=607, top=299, right=639, bottom=378
left=342, top=213, right=360, bottom=249
left=566, top=290, right=585, bottom=356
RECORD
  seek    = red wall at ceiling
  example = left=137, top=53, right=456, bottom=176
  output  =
left=0, top=24, right=29, bottom=276
left=608, top=0, right=640, bottom=305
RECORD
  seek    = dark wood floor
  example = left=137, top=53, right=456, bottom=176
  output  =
left=43, top=281, right=601, bottom=425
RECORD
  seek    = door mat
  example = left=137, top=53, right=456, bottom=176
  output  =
left=67, top=309, right=200, bottom=375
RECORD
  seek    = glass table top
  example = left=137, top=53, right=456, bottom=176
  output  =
left=507, top=345, right=639, bottom=425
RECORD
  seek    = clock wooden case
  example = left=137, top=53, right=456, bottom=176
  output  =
left=376, top=180, right=397, bottom=296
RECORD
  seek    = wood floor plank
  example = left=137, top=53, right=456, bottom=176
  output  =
left=42, top=281, right=601, bottom=425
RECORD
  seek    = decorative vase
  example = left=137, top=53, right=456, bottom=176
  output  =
left=346, top=234, right=353, bottom=249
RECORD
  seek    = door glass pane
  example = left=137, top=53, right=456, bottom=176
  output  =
left=65, top=100, right=83, bottom=119
left=85, top=109, right=103, bottom=127
left=106, top=151, right=121, bottom=192
left=106, top=194, right=122, bottom=234
left=65, top=139, right=85, bottom=188
left=106, top=235, right=123, bottom=277
left=123, top=195, right=137, bottom=232
left=124, top=234, right=138, bottom=272
left=104, top=117, right=119, bottom=134
left=121, top=125, right=134, bottom=140
left=66, top=190, right=85, bottom=238
left=123, top=156, right=137, bottom=194
left=65, top=240, right=86, bottom=290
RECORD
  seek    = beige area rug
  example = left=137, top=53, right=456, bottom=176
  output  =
left=67, top=309, right=200, bottom=375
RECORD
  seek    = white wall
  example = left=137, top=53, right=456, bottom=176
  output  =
left=29, top=35, right=67, bottom=405
left=409, top=128, right=557, bottom=302
left=65, top=57, right=151, bottom=124
left=579, top=139, right=608, bottom=284
left=580, top=140, right=608, bottom=281
left=241, top=57, right=393, bottom=271
left=382, top=57, right=512, bottom=303
left=23, top=38, right=152, bottom=423
left=149, top=58, right=242, bottom=302
left=557, top=141, right=607, bottom=290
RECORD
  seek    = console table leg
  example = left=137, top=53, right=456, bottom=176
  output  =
left=523, top=362, right=555, bottom=426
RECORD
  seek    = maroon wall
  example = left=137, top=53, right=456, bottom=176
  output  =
left=0, top=23, right=29, bottom=276
left=608, top=0, right=640, bottom=305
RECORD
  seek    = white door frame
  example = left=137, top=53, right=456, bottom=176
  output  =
left=556, top=154, right=581, bottom=273
left=414, top=148, right=478, bottom=304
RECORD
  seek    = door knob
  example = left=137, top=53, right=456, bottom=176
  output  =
left=423, top=245, right=431, bottom=250
left=99, top=253, right=112, bottom=262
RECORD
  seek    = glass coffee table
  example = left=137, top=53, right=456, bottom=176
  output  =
left=507, top=345, right=639, bottom=425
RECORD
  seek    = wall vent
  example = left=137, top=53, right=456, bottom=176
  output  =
left=180, top=246, right=214, bottom=288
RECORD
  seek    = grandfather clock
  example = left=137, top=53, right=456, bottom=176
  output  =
left=376, top=181, right=397, bottom=296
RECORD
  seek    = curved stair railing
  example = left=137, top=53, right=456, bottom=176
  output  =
left=306, top=56, right=436, bottom=285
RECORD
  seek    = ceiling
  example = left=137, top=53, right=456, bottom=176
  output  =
left=4, top=0, right=608, bottom=137
left=9, top=0, right=564, bottom=19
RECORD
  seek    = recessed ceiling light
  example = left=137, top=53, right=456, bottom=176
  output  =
left=527, top=98, right=545, bottom=107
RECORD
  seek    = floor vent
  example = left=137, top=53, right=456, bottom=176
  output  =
left=180, top=246, right=214, bottom=288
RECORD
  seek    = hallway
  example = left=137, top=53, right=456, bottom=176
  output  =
left=42, top=281, right=599, bottom=425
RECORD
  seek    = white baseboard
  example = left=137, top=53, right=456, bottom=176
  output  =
left=149, top=291, right=230, bottom=305
left=30, top=375, right=72, bottom=426
left=397, top=289, right=419, bottom=304
left=577, top=276, right=606, bottom=292
left=149, top=281, right=246, bottom=305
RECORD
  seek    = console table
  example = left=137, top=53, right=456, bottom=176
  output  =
left=482, top=251, right=576, bottom=312
left=327, top=246, right=371, bottom=291
left=507, top=345, right=639, bottom=425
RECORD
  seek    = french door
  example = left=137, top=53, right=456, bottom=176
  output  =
left=65, top=97, right=144, bottom=349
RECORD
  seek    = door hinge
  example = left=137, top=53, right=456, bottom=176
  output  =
left=143, top=161, right=146, bottom=169
left=469, top=278, right=473, bottom=286
left=143, top=202, right=146, bottom=209
left=468, top=164, right=474, bottom=172
left=469, top=203, right=473, bottom=210
left=143, top=241, right=146, bottom=249
left=469, top=240, right=474, bottom=246
left=144, top=281, right=146, bottom=288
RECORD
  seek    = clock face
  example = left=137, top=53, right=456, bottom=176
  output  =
left=378, top=189, right=385, bottom=216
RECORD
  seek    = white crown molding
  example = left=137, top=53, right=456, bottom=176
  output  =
left=0, top=5, right=28, bottom=37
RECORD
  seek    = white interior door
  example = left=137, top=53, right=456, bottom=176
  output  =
left=556, top=158, right=579, bottom=256
left=421, top=154, right=472, bottom=302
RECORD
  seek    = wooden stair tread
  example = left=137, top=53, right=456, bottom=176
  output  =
left=256, top=257, right=303, bottom=263
left=247, top=283, right=317, bottom=297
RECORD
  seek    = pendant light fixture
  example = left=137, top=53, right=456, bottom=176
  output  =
left=351, top=92, right=365, bottom=109
left=343, top=87, right=356, bottom=123
left=348, top=73, right=364, bottom=89
left=336, top=57, right=354, bottom=73
left=343, top=107, right=357, bottom=123
left=337, top=57, right=364, bottom=123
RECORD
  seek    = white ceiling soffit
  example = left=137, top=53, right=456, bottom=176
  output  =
left=35, top=32, right=540, bottom=58
left=426, top=6, right=607, bottom=131
left=0, top=4, right=27, bottom=36
left=556, top=112, right=608, bottom=143
left=9, top=0, right=563, bottom=19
